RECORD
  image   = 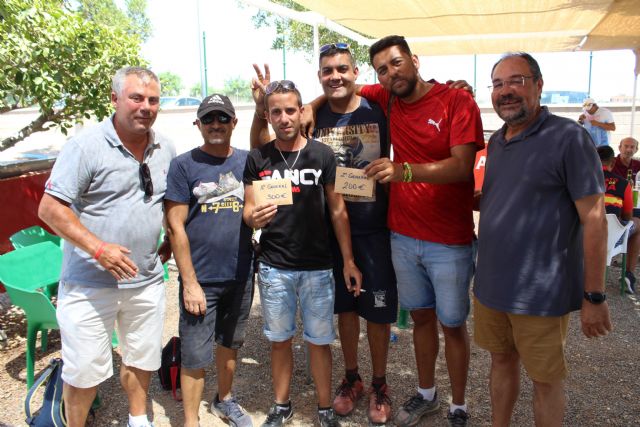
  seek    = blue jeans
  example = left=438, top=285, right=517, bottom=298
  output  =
left=390, top=232, right=473, bottom=327
left=257, top=263, right=335, bottom=345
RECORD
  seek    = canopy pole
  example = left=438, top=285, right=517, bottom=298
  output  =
left=632, top=49, right=640, bottom=138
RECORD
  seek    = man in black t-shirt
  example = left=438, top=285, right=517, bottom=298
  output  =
left=243, top=81, right=361, bottom=427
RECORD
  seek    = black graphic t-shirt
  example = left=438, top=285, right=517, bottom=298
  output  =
left=243, top=139, right=337, bottom=270
left=165, top=148, right=253, bottom=283
left=315, top=97, right=389, bottom=235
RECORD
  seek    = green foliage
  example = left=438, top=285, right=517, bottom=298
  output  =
left=189, top=83, right=222, bottom=98
left=222, top=77, right=252, bottom=103
left=0, top=0, right=144, bottom=150
left=158, top=72, right=183, bottom=96
left=74, top=0, right=152, bottom=42
left=251, top=0, right=370, bottom=66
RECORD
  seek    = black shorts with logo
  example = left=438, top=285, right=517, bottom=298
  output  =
left=331, top=229, right=398, bottom=324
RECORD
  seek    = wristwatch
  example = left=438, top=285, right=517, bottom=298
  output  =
left=584, top=291, right=607, bottom=304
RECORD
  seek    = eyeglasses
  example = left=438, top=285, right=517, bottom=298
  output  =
left=200, top=112, right=232, bottom=125
left=488, top=75, right=534, bottom=92
left=265, top=80, right=297, bottom=95
left=139, top=162, right=153, bottom=197
left=319, top=42, right=351, bottom=55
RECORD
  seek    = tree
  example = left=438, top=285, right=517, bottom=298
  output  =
left=74, top=0, right=152, bottom=42
left=189, top=83, right=222, bottom=98
left=251, top=0, right=370, bottom=66
left=223, top=77, right=252, bottom=103
left=0, top=0, right=144, bottom=151
left=158, top=72, right=183, bottom=96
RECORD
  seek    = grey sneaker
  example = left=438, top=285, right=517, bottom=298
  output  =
left=212, top=395, right=253, bottom=427
left=318, top=408, right=341, bottom=427
left=447, top=408, right=469, bottom=427
left=394, top=392, right=440, bottom=427
left=261, top=404, right=293, bottom=427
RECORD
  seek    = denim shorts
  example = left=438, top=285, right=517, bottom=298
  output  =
left=257, top=263, right=335, bottom=345
left=390, top=231, right=473, bottom=327
left=179, top=279, right=254, bottom=370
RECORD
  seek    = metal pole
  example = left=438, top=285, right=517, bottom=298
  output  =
left=282, top=20, right=287, bottom=80
left=196, top=0, right=205, bottom=98
left=632, top=49, right=640, bottom=138
left=203, top=31, right=208, bottom=96
left=587, top=51, right=593, bottom=97
left=473, top=54, right=477, bottom=98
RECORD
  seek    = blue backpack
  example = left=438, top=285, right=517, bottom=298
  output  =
left=25, top=358, right=66, bottom=426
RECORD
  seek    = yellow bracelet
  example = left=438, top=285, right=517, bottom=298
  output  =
left=402, top=162, right=413, bottom=182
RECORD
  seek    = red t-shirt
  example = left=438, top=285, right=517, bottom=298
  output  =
left=360, top=83, right=484, bottom=244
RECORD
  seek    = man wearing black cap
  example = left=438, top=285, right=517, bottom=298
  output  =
left=165, top=94, right=254, bottom=427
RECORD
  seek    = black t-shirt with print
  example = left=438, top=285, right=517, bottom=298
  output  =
left=243, top=139, right=337, bottom=270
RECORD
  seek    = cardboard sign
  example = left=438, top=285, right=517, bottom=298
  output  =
left=334, top=167, right=374, bottom=198
left=253, top=178, right=293, bottom=206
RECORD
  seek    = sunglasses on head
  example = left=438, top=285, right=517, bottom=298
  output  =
left=265, top=80, right=297, bottom=95
left=139, top=162, right=153, bottom=198
left=319, top=42, right=351, bottom=55
left=200, top=112, right=232, bottom=125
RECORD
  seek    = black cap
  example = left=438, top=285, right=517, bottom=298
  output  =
left=197, top=94, right=235, bottom=119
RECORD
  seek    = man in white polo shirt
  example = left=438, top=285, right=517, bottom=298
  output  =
left=38, top=66, right=175, bottom=427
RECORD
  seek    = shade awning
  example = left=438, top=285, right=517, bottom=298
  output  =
left=292, top=0, right=640, bottom=55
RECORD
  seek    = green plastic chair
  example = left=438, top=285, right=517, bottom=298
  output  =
left=10, top=225, right=63, bottom=250
left=0, top=242, right=61, bottom=388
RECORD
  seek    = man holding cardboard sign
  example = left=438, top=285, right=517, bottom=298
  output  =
left=243, top=80, right=361, bottom=427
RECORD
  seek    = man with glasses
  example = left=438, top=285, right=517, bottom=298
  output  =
left=38, top=66, right=175, bottom=427
left=578, top=98, right=616, bottom=147
left=252, top=43, right=397, bottom=425
left=243, top=80, right=362, bottom=427
left=164, top=94, right=254, bottom=427
left=475, top=52, right=611, bottom=426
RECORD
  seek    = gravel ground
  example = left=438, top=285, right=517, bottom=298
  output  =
left=0, top=261, right=639, bottom=427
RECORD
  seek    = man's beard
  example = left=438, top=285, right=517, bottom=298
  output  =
left=389, top=75, right=418, bottom=98
left=496, top=94, right=531, bottom=126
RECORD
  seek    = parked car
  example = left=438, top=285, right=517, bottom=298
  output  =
left=160, top=96, right=201, bottom=108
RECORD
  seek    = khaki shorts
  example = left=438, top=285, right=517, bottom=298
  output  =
left=473, top=297, right=569, bottom=383
left=57, top=281, right=166, bottom=388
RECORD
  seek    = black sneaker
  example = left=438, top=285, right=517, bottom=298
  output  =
left=261, top=403, right=293, bottom=427
left=447, top=408, right=469, bottom=427
left=318, top=408, right=341, bottom=427
left=625, top=270, right=636, bottom=294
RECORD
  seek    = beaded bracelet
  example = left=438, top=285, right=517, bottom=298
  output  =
left=402, top=162, right=413, bottom=183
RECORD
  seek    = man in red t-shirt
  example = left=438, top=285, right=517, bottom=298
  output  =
left=359, top=35, right=484, bottom=427
left=612, top=137, right=640, bottom=183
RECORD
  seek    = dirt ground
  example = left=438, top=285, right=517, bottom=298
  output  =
left=0, top=261, right=639, bottom=427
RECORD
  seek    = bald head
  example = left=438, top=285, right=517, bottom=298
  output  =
left=619, top=137, right=639, bottom=161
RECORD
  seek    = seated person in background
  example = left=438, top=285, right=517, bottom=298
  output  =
left=598, top=145, right=640, bottom=294
left=612, top=137, right=640, bottom=182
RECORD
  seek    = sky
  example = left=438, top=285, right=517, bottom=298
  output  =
left=141, top=0, right=638, bottom=106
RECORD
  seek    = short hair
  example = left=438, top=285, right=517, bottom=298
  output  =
left=597, top=145, right=615, bottom=162
left=620, top=137, right=639, bottom=149
left=319, top=46, right=356, bottom=68
left=369, top=35, right=412, bottom=65
left=264, top=81, right=303, bottom=110
left=491, top=52, right=543, bottom=81
left=112, top=66, right=159, bottom=96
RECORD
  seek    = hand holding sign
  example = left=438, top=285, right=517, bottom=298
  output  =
left=253, top=178, right=294, bottom=206
left=335, top=167, right=374, bottom=197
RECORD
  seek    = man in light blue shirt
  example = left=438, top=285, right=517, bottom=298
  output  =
left=578, top=98, right=616, bottom=146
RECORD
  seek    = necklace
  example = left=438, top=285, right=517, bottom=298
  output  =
left=275, top=141, right=303, bottom=171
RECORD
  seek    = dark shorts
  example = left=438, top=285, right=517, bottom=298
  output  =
left=179, top=279, right=254, bottom=369
left=331, top=229, right=398, bottom=324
